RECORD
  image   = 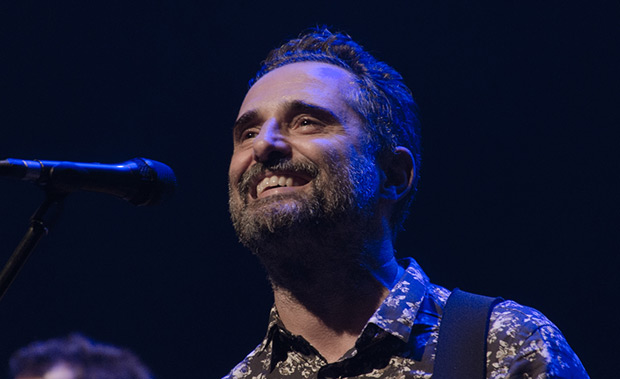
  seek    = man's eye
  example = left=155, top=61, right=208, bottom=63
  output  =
left=240, top=129, right=258, bottom=140
left=297, top=117, right=323, bottom=129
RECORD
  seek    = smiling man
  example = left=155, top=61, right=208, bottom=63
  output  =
left=224, top=28, right=587, bottom=378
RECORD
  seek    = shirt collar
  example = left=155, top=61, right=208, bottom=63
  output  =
left=261, top=258, right=436, bottom=356
left=363, top=257, right=436, bottom=343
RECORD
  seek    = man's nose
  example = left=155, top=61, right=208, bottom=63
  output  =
left=253, top=118, right=291, bottom=163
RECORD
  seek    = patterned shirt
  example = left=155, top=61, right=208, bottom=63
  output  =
left=224, top=258, right=588, bottom=378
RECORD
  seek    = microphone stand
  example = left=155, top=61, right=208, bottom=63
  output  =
left=0, top=191, right=67, bottom=302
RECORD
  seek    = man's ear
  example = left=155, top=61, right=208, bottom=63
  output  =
left=379, top=147, right=415, bottom=202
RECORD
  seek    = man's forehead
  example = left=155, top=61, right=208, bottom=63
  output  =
left=238, top=62, right=357, bottom=118
left=255, top=61, right=355, bottom=85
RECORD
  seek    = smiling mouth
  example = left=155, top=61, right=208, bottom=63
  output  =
left=253, top=173, right=310, bottom=198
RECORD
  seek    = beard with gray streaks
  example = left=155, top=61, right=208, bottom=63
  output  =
left=228, top=151, right=382, bottom=289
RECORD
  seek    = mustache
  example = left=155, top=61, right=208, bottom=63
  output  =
left=238, top=160, right=320, bottom=196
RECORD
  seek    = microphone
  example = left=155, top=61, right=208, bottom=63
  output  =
left=0, top=157, right=177, bottom=206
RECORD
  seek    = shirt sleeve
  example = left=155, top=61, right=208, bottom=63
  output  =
left=486, top=301, right=589, bottom=379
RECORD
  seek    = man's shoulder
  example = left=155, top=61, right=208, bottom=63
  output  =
left=488, top=299, right=573, bottom=349
left=490, top=299, right=556, bottom=333
left=485, top=299, right=589, bottom=378
left=434, top=288, right=562, bottom=337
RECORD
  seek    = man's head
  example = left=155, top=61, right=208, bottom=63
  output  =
left=250, top=27, right=421, bottom=232
left=228, top=28, right=420, bottom=266
left=10, top=334, right=152, bottom=379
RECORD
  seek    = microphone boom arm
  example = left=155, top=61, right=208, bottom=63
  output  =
left=0, top=192, right=67, bottom=302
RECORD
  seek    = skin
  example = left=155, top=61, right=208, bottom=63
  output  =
left=229, top=62, right=415, bottom=362
left=16, top=363, right=76, bottom=379
left=230, top=62, right=367, bottom=203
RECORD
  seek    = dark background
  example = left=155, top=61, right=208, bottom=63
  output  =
left=0, top=1, right=617, bottom=377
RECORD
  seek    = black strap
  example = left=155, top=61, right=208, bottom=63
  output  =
left=433, top=288, right=503, bottom=379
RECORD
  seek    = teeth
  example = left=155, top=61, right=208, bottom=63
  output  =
left=256, top=175, right=301, bottom=197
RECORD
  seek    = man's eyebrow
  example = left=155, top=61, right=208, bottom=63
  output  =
left=287, top=100, right=340, bottom=123
left=233, top=110, right=259, bottom=131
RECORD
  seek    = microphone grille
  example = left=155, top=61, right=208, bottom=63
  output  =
left=133, top=158, right=177, bottom=206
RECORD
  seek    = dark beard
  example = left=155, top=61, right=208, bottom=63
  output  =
left=228, top=152, right=381, bottom=289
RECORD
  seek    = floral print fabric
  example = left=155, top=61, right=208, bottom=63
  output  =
left=224, top=258, right=588, bottom=378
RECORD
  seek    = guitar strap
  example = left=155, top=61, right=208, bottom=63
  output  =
left=433, top=288, right=503, bottom=379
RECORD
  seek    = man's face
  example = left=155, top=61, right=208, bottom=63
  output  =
left=228, top=62, right=380, bottom=250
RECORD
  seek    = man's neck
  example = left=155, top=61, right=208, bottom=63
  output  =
left=273, top=282, right=390, bottom=363
left=267, top=229, right=401, bottom=363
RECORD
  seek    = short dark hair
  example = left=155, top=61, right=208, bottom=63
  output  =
left=251, top=27, right=421, bottom=233
left=9, top=333, right=152, bottom=379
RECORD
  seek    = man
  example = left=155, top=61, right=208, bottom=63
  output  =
left=225, top=28, right=587, bottom=378
left=10, top=333, right=152, bottom=379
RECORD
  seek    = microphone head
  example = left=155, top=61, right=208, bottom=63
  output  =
left=131, top=158, right=177, bottom=206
